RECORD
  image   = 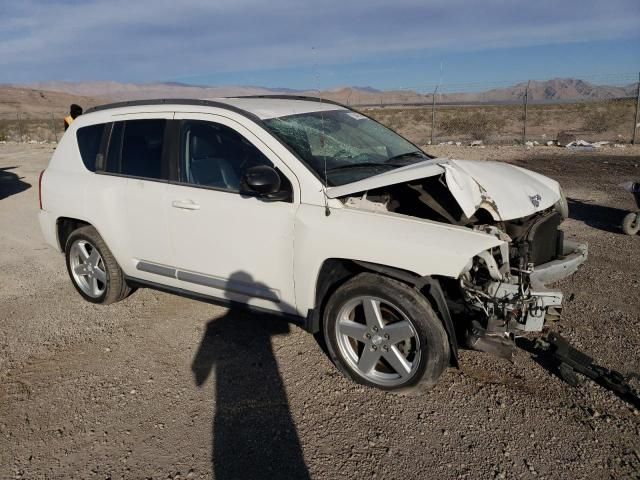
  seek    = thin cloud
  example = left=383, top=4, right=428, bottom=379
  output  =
left=1, top=0, right=639, bottom=82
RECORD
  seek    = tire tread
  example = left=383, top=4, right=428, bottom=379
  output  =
left=65, top=225, right=132, bottom=304
left=322, top=272, right=450, bottom=394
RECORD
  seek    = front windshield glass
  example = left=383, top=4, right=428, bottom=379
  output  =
left=263, top=109, right=430, bottom=186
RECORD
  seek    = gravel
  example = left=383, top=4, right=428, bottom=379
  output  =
left=1, top=143, right=639, bottom=479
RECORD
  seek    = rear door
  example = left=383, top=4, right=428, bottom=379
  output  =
left=100, top=114, right=178, bottom=285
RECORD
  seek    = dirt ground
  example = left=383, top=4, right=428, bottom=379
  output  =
left=1, top=143, right=639, bottom=479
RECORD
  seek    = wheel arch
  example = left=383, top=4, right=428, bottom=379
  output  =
left=306, top=257, right=459, bottom=366
left=57, top=216, right=91, bottom=251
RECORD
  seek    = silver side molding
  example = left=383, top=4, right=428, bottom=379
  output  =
left=136, top=260, right=280, bottom=303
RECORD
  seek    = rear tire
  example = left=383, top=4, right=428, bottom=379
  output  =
left=322, top=273, right=450, bottom=394
left=622, top=212, right=640, bottom=236
left=65, top=225, right=133, bottom=304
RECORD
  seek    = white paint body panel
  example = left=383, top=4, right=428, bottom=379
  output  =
left=326, top=157, right=561, bottom=221
left=38, top=99, right=570, bottom=319
left=293, top=204, right=503, bottom=315
left=325, top=160, right=445, bottom=198
left=167, top=112, right=300, bottom=313
left=450, top=159, right=560, bottom=220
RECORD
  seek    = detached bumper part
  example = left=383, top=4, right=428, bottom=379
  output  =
left=463, top=240, right=587, bottom=334
left=465, top=321, right=515, bottom=360
left=485, top=281, right=563, bottom=333
left=530, top=240, right=588, bottom=287
left=528, top=332, right=640, bottom=409
left=508, top=241, right=587, bottom=332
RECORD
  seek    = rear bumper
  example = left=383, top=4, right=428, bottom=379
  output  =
left=38, top=210, right=61, bottom=252
left=530, top=240, right=588, bottom=288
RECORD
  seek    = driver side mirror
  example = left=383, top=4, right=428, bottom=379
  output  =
left=241, top=165, right=290, bottom=202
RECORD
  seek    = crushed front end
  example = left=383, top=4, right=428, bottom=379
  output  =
left=458, top=210, right=587, bottom=356
left=333, top=157, right=588, bottom=358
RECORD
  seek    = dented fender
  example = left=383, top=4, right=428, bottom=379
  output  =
left=293, top=203, right=504, bottom=315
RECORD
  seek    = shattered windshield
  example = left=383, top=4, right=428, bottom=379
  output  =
left=263, top=109, right=430, bottom=186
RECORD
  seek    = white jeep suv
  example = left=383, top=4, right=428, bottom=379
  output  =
left=38, top=96, right=587, bottom=392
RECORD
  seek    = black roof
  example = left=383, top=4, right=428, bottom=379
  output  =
left=84, top=95, right=346, bottom=115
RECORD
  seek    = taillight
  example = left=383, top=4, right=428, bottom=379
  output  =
left=38, top=170, right=45, bottom=210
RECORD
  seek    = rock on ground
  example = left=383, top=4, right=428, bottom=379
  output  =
left=1, top=144, right=639, bottom=479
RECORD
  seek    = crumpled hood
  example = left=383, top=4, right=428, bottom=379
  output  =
left=325, top=157, right=561, bottom=221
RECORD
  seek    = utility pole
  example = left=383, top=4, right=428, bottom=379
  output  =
left=430, top=85, right=438, bottom=145
left=633, top=72, right=640, bottom=145
left=16, top=113, right=23, bottom=142
left=522, top=80, right=530, bottom=145
left=50, top=112, right=58, bottom=143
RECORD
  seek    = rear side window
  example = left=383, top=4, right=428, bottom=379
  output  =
left=105, top=119, right=167, bottom=180
left=76, top=124, right=106, bottom=171
left=105, top=122, right=124, bottom=173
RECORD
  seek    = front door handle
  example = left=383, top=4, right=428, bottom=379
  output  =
left=172, top=199, right=200, bottom=210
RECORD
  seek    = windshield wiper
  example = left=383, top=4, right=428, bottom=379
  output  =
left=326, top=162, right=395, bottom=172
left=384, top=150, right=427, bottom=165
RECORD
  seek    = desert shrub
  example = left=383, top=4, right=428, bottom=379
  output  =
left=439, top=111, right=506, bottom=141
left=582, top=101, right=634, bottom=134
left=382, top=114, right=403, bottom=131
left=583, top=110, right=617, bottom=133
left=409, top=110, right=426, bottom=123
left=0, top=119, right=13, bottom=141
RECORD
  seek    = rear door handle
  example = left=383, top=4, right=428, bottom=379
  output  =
left=172, top=199, right=200, bottom=210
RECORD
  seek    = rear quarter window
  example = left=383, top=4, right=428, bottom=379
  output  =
left=76, top=123, right=107, bottom=171
left=105, top=120, right=167, bottom=180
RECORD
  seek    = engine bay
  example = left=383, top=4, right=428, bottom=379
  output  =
left=340, top=175, right=568, bottom=353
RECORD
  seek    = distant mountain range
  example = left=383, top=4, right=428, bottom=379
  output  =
left=24, top=81, right=283, bottom=101
left=0, top=86, right=99, bottom=114
left=21, top=81, right=387, bottom=100
left=318, top=79, right=637, bottom=105
left=1, top=78, right=636, bottom=113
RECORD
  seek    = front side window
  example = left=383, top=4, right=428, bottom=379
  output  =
left=105, top=119, right=167, bottom=180
left=76, top=123, right=106, bottom=171
left=263, top=109, right=431, bottom=186
left=180, top=121, right=276, bottom=192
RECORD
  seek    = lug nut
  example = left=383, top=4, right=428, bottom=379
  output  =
left=365, top=333, right=371, bottom=339
left=371, top=345, right=377, bottom=351
left=373, top=326, right=378, bottom=332
left=383, top=345, right=389, bottom=352
left=383, top=334, right=390, bottom=340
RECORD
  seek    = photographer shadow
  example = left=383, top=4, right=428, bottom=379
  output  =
left=0, top=166, right=31, bottom=201
left=191, top=272, right=310, bottom=480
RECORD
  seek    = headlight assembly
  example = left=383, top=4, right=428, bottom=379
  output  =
left=555, top=187, right=569, bottom=220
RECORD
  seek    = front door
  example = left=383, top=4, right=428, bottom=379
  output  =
left=167, top=114, right=299, bottom=314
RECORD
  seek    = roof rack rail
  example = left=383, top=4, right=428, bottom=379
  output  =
left=84, top=95, right=349, bottom=115
left=230, top=94, right=348, bottom=108
left=84, top=98, right=259, bottom=117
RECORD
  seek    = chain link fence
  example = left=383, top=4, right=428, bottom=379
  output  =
left=359, top=73, right=640, bottom=147
left=1, top=73, right=639, bottom=147
left=0, top=111, right=62, bottom=143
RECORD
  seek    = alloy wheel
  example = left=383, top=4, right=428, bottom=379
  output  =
left=334, top=296, right=421, bottom=387
left=69, top=239, right=107, bottom=298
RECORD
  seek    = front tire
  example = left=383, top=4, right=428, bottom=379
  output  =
left=65, top=225, right=133, bottom=304
left=322, top=273, right=450, bottom=394
left=622, top=212, right=640, bottom=236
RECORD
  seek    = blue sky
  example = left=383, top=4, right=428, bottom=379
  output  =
left=1, top=0, right=639, bottom=89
